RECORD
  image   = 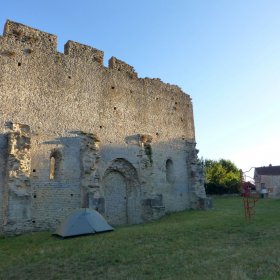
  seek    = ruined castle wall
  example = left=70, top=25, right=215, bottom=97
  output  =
left=0, top=135, right=7, bottom=232
left=97, top=139, right=192, bottom=222
left=0, top=21, right=203, bottom=233
left=2, top=123, right=32, bottom=233
left=29, top=135, right=81, bottom=231
left=150, top=142, right=191, bottom=212
left=0, top=21, right=194, bottom=144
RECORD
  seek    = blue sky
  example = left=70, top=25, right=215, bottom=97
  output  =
left=1, top=0, right=279, bottom=178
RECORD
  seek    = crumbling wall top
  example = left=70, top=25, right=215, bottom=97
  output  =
left=109, top=56, right=138, bottom=79
left=3, top=20, right=57, bottom=51
left=0, top=20, right=191, bottom=102
left=64, top=40, right=104, bottom=65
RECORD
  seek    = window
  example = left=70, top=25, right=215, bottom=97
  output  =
left=166, top=159, right=175, bottom=183
left=49, top=150, right=62, bottom=180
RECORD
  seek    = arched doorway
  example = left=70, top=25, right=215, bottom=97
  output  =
left=103, top=158, right=141, bottom=225
left=103, top=171, right=128, bottom=224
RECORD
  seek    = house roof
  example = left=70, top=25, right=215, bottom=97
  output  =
left=242, top=181, right=256, bottom=188
left=255, top=165, right=280, bottom=176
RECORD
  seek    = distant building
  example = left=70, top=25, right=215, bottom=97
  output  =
left=254, top=165, right=280, bottom=198
left=241, top=181, right=256, bottom=197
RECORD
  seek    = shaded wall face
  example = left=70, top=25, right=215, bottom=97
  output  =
left=29, top=135, right=82, bottom=231
left=98, top=140, right=191, bottom=223
left=0, top=129, right=194, bottom=232
left=148, top=142, right=191, bottom=212
left=0, top=135, right=7, bottom=232
left=2, top=133, right=192, bottom=231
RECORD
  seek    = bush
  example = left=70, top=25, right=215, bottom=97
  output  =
left=203, top=159, right=242, bottom=195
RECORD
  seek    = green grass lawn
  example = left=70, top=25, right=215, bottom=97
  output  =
left=1, top=197, right=280, bottom=280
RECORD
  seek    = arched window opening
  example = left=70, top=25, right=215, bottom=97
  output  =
left=49, top=150, right=62, bottom=180
left=50, top=156, right=56, bottom=180
left=166, top=159, right=175, bottom=184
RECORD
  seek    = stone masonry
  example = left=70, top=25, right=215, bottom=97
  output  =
left=0, top=20, right=208, bottom=235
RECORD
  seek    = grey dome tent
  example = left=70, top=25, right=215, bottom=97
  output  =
left=55, top=208, right=113, bottom=238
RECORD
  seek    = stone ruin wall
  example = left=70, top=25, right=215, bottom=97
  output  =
left=0, top=20, right=207, bottom=234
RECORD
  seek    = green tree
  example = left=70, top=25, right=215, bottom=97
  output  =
left=203, top=159, right=242, bottom=194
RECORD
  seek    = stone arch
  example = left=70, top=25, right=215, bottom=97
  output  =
left=103, top=158, right=141, bottom=225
